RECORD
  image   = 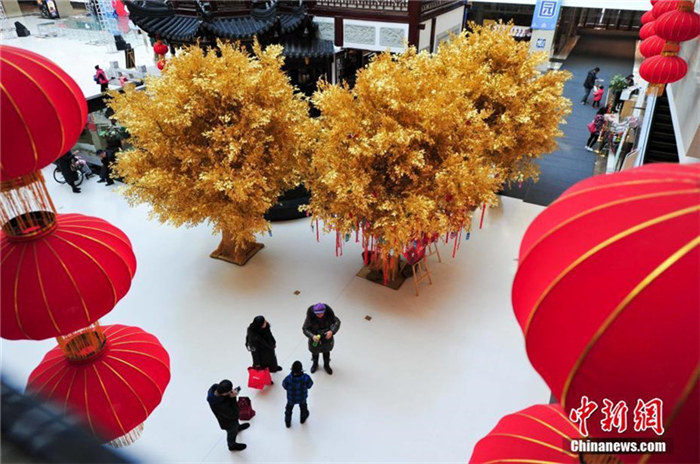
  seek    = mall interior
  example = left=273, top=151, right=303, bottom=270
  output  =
left=0, top=0, right=698, bottom=463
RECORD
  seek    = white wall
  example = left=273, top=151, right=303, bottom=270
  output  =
left=419, top=19, right=432, bottom=52
left=469, top=0, right=650, bottom=11
left=666, top=4, right=700, bottom=162
left=434, top=6, right=466, bottom=50
left=341, top=19, right=409, bottom=53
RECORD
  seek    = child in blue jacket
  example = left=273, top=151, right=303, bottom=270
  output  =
left=282, top=361, right=313, bottom=428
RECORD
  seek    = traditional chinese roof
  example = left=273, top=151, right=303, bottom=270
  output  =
left=282, top=34, right=334, bottom=59
left=125, top=0, right=310, bottom=43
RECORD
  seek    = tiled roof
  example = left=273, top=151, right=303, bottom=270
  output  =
left=282, top=38, right=335, bottom=59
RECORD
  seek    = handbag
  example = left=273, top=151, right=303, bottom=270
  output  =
left=237, top=396, right=256, bottom=421
left=587, top=121, right=597, bottom=133
left=247, top=366, right=272, bottom=390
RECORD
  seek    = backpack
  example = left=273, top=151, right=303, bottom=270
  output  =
left=93, top=74, right=99, bottom=83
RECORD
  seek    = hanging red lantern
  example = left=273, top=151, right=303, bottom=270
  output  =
left=639, top=21, right=657, bottom=40
left=651, top=0, right=659, bottom=4
left=27, top=324, right=170, bottom=446
left=1, top=213, right=136, bottom=340
left=640, top=35, right=666, bottom=57
left=157, top=59, right=166, bottom=71
left=0, top=46, right=87, bottom=183
left=652, top=0, right=682, bottom=17
left=512, top=164, right=700, bottom=463
left=470, top=404, right=582, bottom=463
left=640, top=54, right=688, bottom=84
left=654, top=8, right=700, bottom=42
left=153, top=41, right=168, bottom=56
left=641, top=10, right=656, bottom=24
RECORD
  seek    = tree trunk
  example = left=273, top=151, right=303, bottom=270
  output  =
left=209, top=229, right=263, bottom=266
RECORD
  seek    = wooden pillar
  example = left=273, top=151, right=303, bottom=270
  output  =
left=407, top=0, right=421, bottom=47
left=334, top=16, right=343, bottom=47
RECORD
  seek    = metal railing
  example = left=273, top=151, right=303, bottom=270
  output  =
left=313, top=0, right=408, bottom=11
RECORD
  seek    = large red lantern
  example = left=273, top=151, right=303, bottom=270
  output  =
left=153, top=41, right=168, bottom=56
left=470, top=404, right=582, bottom=463
left=654, top=9, right=700, bottom=42
left=640, top=35, right=666, bottom=57
left=0, top=46, right=87, bottom=182
left=27, top=324, right=170, bottom=446
left=639, top=54, right=688, bottom=84
left=1, top=213, right=136, bottom=340
left=639, top=21, right=657, bottom=40
left=512, top=164, right=700, bottom=463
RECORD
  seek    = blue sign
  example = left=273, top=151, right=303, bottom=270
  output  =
left=531, top=0, right=562, bottom=30
left=535, top=38, right=547, bottom=49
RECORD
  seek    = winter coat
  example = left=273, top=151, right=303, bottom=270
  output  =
left=206, top=384, right=239, bottom=430
left=282, top=372, right=313, bottom=405
left=95, top=68, right=109, bottom=84
left=302, top=306, right=341, bottom=354
left=592, top=114, right=605, bottom=132
left=56, top=152, right=78, bottom=183
left=246, top=325, right=278, bottom=369
left=593, top=88, right=604, bottom=102
left=584, top=70, right=597, bottom=89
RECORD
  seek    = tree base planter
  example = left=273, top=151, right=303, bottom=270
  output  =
left=210, top=242, right=264, bottom=266
left=356, top=261, right=408, bottom=290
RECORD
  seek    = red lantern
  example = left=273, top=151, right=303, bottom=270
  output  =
left=157, top=59, right=166, bottom=70
left=470, top=404, right=582, bottom=463
left=639, top=21, right=657, bottom=40
left=641, top=10, right=656, bottom=24
left=1, top=213, right=136, bottom=340
left=27, top=324, right=170, bottom=446
left=640, top=35, right=666, bottom=57
left=153, top=41, right=168, bottom=56
left=0, top=46, right=87, bottom=182
left=652, top=0, right=681, bottom=17
left=654, top=9, right=700, bottom=42
left=639, top=54, right=688, bottom=84
left=651, top=0, right=659, bottom=4
left=512, top=164, right=700, bottom=462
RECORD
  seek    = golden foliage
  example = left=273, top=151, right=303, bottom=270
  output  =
left=109, top=42, right=313, bottom=250
left=307, top=25, right=570, bottom=260
left=436, top=23, right=572, bottom=183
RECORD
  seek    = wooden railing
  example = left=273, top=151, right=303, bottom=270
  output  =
left=313, top=0, right=408, bottom=12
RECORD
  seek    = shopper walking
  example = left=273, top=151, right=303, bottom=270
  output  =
left=97, top=149, right=115, bottom=186
left=282, top=361, right=314, bottom=428
left=206, top=380, right=250, bottom=451
left=585, top=108, right=607, bottom=152
left=246, top=316, right=282, bottom=373
left=591, top=85, right=604, bottom=108
left=303, top=303, right=341, bottom=374
left=94, top=65, right=109, bottom=92
left=581, top=67, right=599, bottom=105
left=56, top=152, right=81, bottom=193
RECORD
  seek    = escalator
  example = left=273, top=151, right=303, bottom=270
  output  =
left=644, top=92, right=679, bottom=164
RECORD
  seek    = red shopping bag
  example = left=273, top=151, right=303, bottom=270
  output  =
left=247, top=367, right=272, bottom=390
left=237, top=396, right=256, bottom=421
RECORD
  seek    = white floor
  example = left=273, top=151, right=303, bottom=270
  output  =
left=2, top=19, right=551, bottom=462
left=2, top=167, right=550, bottom=463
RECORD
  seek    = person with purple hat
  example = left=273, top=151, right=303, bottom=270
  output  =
left=302, top=303, right=341, bottom=374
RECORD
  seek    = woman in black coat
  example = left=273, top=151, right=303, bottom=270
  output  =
left=246, top=316, right=282, bottom=372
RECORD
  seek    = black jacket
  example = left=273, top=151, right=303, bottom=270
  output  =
left=584, top=70, right=597, bottom=89
left=246, top=325, right=278, bottom=369
left=207, top=384, right=238, bottom=430
left=302, top=306, right=341, bottom=354
left=56, top=152, right=78, bottom=183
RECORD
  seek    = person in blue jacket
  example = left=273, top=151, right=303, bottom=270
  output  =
left=282, top=361, right=314, bottom=428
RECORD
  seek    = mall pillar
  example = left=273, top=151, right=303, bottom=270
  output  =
left=1, top=0, right=22, bottom=17
left=528, top=0, right=562, bottom=61
left=54, top=0, right=74, bottom=18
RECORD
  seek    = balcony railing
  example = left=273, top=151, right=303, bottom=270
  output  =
left=313, top=0, right=408, bottom=12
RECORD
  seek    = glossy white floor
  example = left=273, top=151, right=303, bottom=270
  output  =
left=2, top=168, right=550, bottom=463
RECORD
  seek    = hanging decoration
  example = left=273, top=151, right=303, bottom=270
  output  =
left=1, top=213, right=136, bottom=340
left=641, top=10, right=656, bottom=23
left=307, top=25, right=570, bottom=284
left=470, top=404, right=584, bottom=463
left=27, top=324, right=171, bottom=446
left=639, top=21, right=657, bottom=40
left=652, top=0, right=682, bottom=17
left=153, top=39, right=168, bottom=71
left=639, top=54, right=688, bottom=93
left=639, top=35, right=666, bottom=57
left=512, top=163, right=700, bottom=463
left=0, top=45, right=87, bottom=183
left=654, top=2, right=700, bottom=42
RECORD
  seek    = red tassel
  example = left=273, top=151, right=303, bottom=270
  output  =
left=316, top=219, right=319, bottom=242
left=456, top=226, right=463, bottom=251
left=479, top=203, right=486, bottom=229
left=355, top=227, right=359, bottom=243
left=452, top=230, right=459, bottom=258
left=383, top=256, right=389, bottom=286
left=335, top=231, right=340, bottom=257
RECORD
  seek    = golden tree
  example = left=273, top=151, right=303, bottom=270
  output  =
left=436, top=24, right=571, bottom=183
left=308, top=47, right=502, bottom=281
left=109, top=42, right=313, bottom=265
